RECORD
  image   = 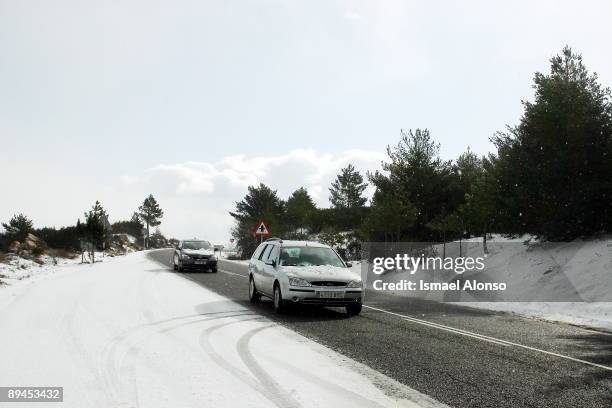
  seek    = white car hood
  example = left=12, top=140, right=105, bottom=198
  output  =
left=183, top=249, right=214, bottom=256
left=283, top=265, right=359, bottom=282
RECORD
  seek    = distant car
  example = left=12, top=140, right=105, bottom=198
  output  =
left=173, top=240, right=218, bottom=272
left=248, top=238, right=362, bottom=315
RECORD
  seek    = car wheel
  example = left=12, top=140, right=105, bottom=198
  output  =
left=249, top=277, right=260, bottom=303
left=346, top=303, right=362, bottom=316
left=273, top=283, right=285, bottom=313
left=172, top=255, right=178, bottom=271
left=210, top=267, right=218, bottom=273
left=177, top=261, right=184, bottom=272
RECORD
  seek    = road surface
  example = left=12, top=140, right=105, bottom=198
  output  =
left=0, top=251, right=444, bottom=408
left=148, top=249, right=612, bottom=408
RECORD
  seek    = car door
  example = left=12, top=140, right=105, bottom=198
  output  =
left=253, top=244, right=271, bottom=292
left=261, top=244, right=280, bottom=294
left=174, top=241, right=183, bottom=265
left=249, top=243, right=265, bottom=282
left=249, top=244, right=261, bottom=278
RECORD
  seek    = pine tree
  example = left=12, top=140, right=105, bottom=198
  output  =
left=493, top=47, right=612, bottom=239
left=138, top=194, right=164, bottom=249
left=427, top=211, right=463, bottom=257
left=369, top=129, right=463, bottom=240
left=462, top=157, right=499, bottom=253
left=456, top=147, right=483, bottom=196
left=131, top=212, right=142, bottom=225
left=329, top=164, right=368, bottom=209
left=285, top=187, right=316, bottom=236
left=2, top=214, right=34, bottom=242
left=83, top=201, right=108, bottom=259
left=362, top=189, right=417, bottom=242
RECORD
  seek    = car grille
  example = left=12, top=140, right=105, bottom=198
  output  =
left=189, top=254, right=210, bottom=260
left=310, top=281, right=347, bottom=287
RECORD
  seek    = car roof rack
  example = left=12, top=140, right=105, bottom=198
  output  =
left=265, top=237, right=283, bottom=243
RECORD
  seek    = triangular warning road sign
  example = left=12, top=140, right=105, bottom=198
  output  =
left=253, top=220, right=270, bottom=236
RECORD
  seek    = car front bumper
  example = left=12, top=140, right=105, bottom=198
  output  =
left=285, top=287, right=362, bottom=306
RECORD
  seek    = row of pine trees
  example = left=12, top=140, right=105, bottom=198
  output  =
left=0, top=195, right=164, bottom=251
left=230, top=47, right=612, bottom=258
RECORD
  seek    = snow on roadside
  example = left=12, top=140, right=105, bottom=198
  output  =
left=0, top=251, right=120, bottom=288
left=0, top=253, right=77, bottom=284
left=458, top=301, right=612, bottom=332
left=457, top=236, right=612, bottom=331
left=439, top=235, right=612, bottom=332
left=222, top=258, right=250, bottom=265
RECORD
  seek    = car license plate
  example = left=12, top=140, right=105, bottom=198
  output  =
left=317, top=291, right=344, bottom=299
left=195, top=259, right=207, bottom=264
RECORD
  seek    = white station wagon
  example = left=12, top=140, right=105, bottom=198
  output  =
left=248, top=238, right=363, bottom=315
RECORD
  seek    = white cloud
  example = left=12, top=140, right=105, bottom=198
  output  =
left=125, top=148, right=385, bottom=206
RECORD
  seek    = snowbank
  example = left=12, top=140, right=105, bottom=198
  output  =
left=0, top=253, right=78, bottom=284
left=458, top=301, right=612, bottom=332
left=0, top=252, right=116, bottom=287
left=456, top=236, right=612, bottom=331
left=384, top=235, right=612, bottom=331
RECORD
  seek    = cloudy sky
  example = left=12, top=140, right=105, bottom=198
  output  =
left=1, top=0, right=611, bottom=243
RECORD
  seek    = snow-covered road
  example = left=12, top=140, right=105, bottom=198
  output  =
left=0, top=252, right=444, bottom=408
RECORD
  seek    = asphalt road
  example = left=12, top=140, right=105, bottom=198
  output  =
left=148, top=250, right=612, bottom=408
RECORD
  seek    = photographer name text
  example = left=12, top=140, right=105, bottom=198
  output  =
left=372, top=279, right=507, bottom=292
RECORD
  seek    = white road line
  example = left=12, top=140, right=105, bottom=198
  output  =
left=220, top=270, right=249, bottom=278
left=401, top=317, right=510, bottom=347
left=364, top=305, right=612, bottom=372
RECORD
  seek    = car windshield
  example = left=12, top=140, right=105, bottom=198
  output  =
left=183, top=241, right=212, bottom=250
left=280, top=246, right=345, bottom=267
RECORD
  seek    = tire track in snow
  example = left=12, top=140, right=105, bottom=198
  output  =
left=199, top=319, right=302, bottom=408
left=235, top=325, right=389, bottom=408
left=235, top=325, right=303, bottom=408
left=100, top=311, right=252, bottom=407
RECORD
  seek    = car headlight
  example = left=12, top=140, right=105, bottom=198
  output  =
left=181, top=254, right=191, bottom=260
left=346, top=280, right=362, bottom=288
left=288, top=277, right=312, bottom=287
left=210, top=255, right=217, bottom=261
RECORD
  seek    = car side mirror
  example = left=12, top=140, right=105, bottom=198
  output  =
left=265, top=259, right=276, bottom=267
left=345, top=262, right=352, bottom=268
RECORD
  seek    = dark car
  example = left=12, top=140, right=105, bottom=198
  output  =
left=173, top=240, right=218, bottom=272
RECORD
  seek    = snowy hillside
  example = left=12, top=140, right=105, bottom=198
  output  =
left=364, top=235, right=612, bottom=331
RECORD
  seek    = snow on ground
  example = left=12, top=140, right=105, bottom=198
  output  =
left=0, top=252, right=108, bottom=286
left=455, top=235, right=612, bottom=331
left=369, top=235, right=612, bottom=332
left=459, top=301, right=612, bottom=332
left=124, top=234, right=136, bottom=244
left=0, top=251, right=445, bottom=408
left=0, top=253, right=79, bottom=284
left=218, top=249, right=239, bottom=259
left=223, top=258, right=250, bottom=265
